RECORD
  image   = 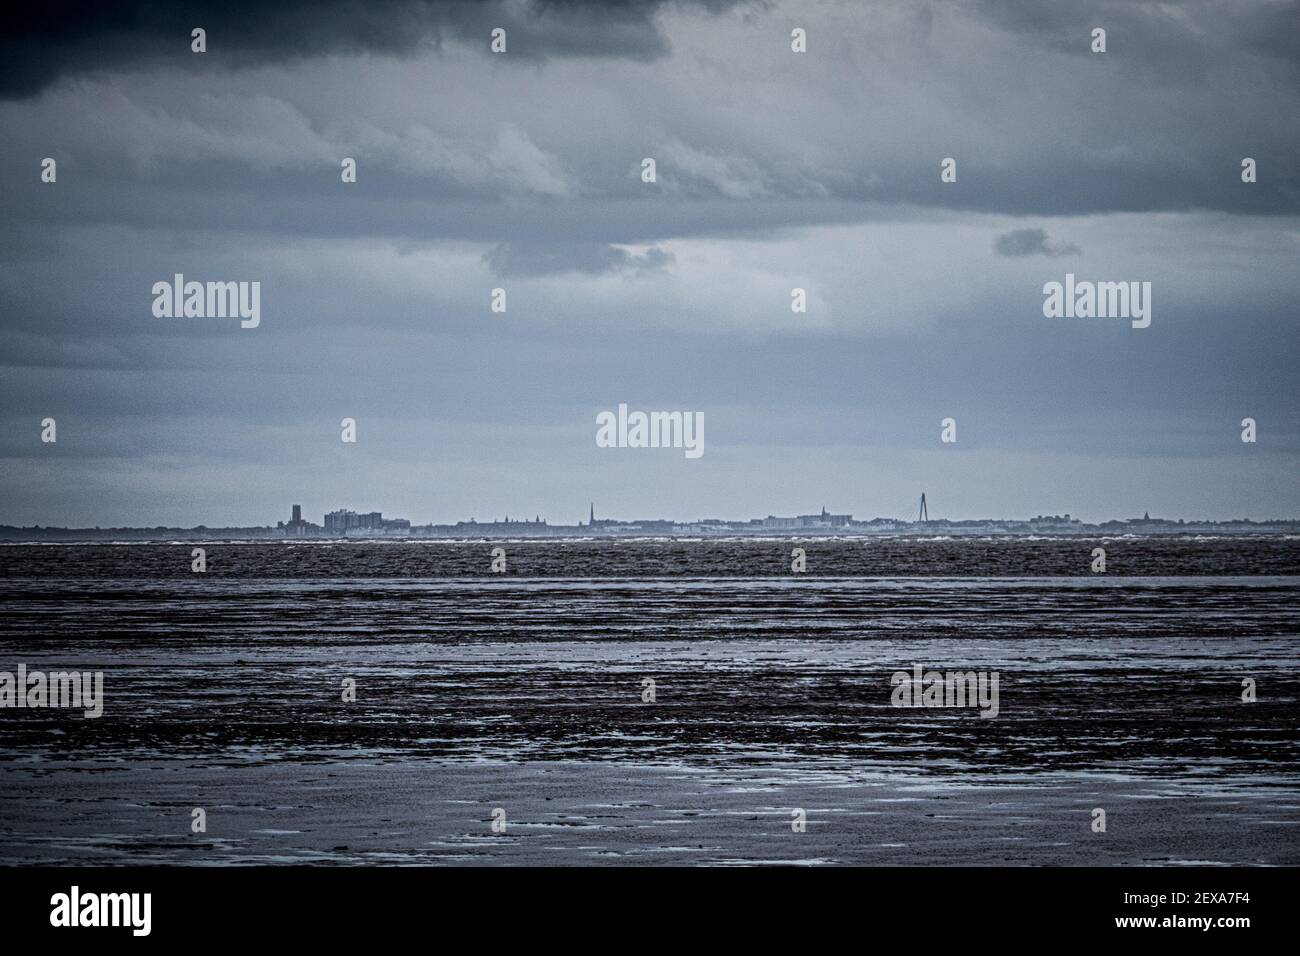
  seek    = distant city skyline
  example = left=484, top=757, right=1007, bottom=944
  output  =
left=4, top=500, right=1298, bottom=539
left=278, top=501, right=1298, bottom=530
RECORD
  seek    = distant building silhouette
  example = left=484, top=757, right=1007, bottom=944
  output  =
left=278, top=503, right=320, bottom=537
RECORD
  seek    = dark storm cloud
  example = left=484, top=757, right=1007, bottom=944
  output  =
left=484, top=240, right=673, bottom=276
left=0, top=0, right=750, bottom=98
left=993, top=228, right=1080, bottom=257
left=2, top=1, right=1297, bottom=219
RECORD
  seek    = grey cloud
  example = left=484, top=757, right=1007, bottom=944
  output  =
left=969, top=0, right=1300, bottom=73
left=993, top=228, right=1080, bottom=257
left=483, top=240, right=674, bottom=276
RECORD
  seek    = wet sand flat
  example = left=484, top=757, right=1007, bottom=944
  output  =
left=2, top=758, right=1296, bottom=866
left=1, top=542, right=1297, bottom=866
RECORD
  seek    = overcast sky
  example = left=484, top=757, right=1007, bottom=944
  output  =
left=2, top=0, right=1297, bottom=526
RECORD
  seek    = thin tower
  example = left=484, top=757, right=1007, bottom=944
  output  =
left=589, top=502, right=595, bottom=526
left=919, top=492, right=928, bottom=522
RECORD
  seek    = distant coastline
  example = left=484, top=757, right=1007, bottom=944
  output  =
left=2, top=505, right=1298, bottom=543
